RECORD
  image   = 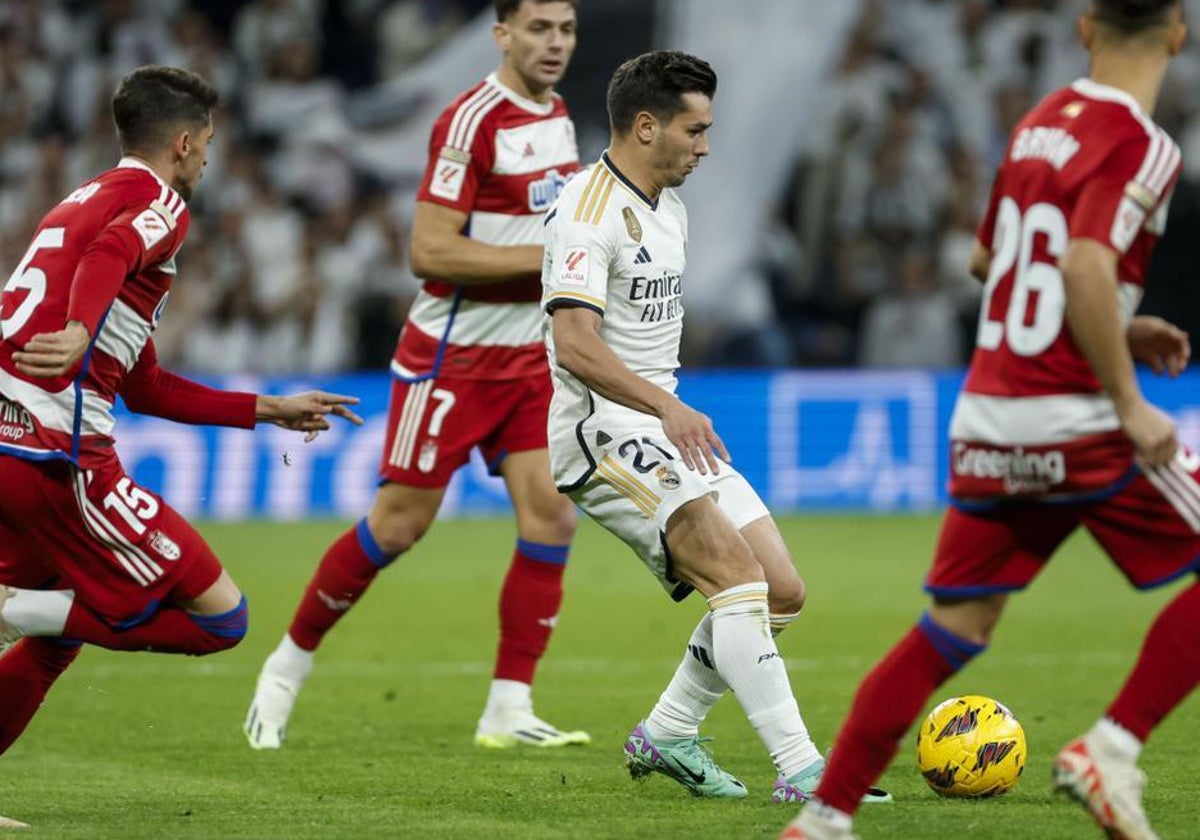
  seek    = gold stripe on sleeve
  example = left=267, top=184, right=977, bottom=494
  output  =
left=573, top=166, right=605, bottom=222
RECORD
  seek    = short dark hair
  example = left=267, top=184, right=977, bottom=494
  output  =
left=607, top=51, right=717, bottom=135
left=494, top=0, right=578, bottom=22
left=1092, top=0, right=1181, bottom=32
left=111, top=66, right=219, bottom=154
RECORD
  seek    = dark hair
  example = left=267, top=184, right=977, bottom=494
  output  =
left=111, top=66, right=219, bottom=154
left=1092, top=0, right=1181, bottom=32
left=494, top=0, right=578, bottom=22
left=607, top=50, right=717, bottom=135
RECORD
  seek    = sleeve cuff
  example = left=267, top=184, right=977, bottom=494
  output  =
left=545, top=292, right=605, bottom=318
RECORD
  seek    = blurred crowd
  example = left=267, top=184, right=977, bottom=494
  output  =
left=0, top=0, right=487, bottom=374
left=3, top=0, right=1200, bottom=374
left=770, top=0, right=1200, bottom=369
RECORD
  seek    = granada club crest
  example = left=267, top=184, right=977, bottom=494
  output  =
left=147, top=529, right=181, bottom=561
left=418, top=440, right=438, bottom=474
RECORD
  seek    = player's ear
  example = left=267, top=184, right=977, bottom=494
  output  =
left=493, top=21, right=510, bottom=52
left=633, top=111, right=657, bottom=145
left=1077, top=13, right=1094, bottom=50
left=1168, top=20, right=1187, bottom=55
left=174, top=128, right=192, bottom=161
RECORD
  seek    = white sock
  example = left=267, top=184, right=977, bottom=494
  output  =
left=708, top=582, right=821, bottom=777
left=483, top=678, right=532, bottom=717
left=2, top=588, right=73, bottom=636
left=797, top=799, right=854, bottom=833
left=1094, top=717, right=1143, bottom=762
left=646, top=613, right=726, bottom=740
left=770, top=610, right=801, bottom=637
left=263, top=634, right=315, bottom=685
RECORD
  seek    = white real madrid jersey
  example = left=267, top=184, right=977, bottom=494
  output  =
left=541, top=151, right=689, bottom=490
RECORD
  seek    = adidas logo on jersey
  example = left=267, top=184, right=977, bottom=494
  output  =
left=634, top=246, right=652, bottom=264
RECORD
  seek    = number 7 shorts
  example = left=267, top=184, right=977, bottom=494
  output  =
left=567, top=429, right=770, bottom=601
left=0, top=455, right=223, bottom=628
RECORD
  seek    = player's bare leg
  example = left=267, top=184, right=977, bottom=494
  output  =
left=476, top=449, right=589, bottom=748
left=245, top=483, right=443, bottom=749
left=627, top=497, right=827, bottom=797
left=0, top=815, right=29, bottom=829
left=0, top=588, right=20, bottom=649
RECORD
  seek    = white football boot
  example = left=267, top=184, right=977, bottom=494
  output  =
left=474, top=704, right=590, bottom=748
left=1053, top=732, right=1159, bottom=840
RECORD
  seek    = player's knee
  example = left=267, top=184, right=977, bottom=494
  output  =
left=369, top=512, right=431, bottom=556
left=918, top=611, right=987, bottom=671
left=768, top=574, right=806, bottom=618
left=187, top=595, right=248, bottom=656
left=520, top=490, right=578, bottom=545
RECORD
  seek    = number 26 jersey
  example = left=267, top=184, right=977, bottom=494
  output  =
left=953, top=79, right=1181, bottom=455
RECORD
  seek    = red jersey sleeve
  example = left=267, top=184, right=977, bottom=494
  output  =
left=67, top=199, right=188, bottom=335
left=1070, top=130, right=1180, bottom=255
left=415, top=93, right=497, bottom=214
left=120, top=339, right=257, bottom=428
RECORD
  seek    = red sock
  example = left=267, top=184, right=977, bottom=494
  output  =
left=817, top=614, right=980, bottom=815
left=62, top=596, right=247, bottom=655
left=1108, top=579, right=1200, bottom=741
left=494, top=540, right=568, bottom=685
left=288, top=520, right=396, bottom=651
left=0, top=638, right=81, bottom=755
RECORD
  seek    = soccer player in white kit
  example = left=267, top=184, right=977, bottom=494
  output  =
left=542, top=50, right=891, bottom=803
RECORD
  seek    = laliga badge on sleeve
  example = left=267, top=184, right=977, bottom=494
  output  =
left=622, top=206, right=643, bottom=242
left=430, top=146, right=470, bottom=202
left=559, top=246, right=589, bottom=286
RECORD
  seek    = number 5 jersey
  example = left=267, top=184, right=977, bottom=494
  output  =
left=0, top=158, right=256, bottom=468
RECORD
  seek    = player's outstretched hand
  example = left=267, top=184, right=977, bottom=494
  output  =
left=1120, top=399, right=1177, bottom=468
left=11, top=322, right=90, bottom=378
left=660, top=398, right=729, bottom=476
left=1128, top=315, right=1190, bottom=377
left=256, top=391, right=364, bottom=442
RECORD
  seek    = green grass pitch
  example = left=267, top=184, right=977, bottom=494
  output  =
left=5, top=515, right=1198, bottom=839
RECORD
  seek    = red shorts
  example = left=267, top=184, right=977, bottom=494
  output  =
left=0, top=455, right=223, bottom=627
left=928, top=449, right=1200, bottom=595
left=378, top=372, right=552, bottom=488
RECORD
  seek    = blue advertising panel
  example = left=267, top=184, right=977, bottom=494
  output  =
left=115, top=370, right=1200, bottom=519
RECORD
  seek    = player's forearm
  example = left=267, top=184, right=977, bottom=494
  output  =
left=1063, top=260, right=1143, bottom=413
left=556, top=328, right=675, bottom=418
left=123, top=359, right=256, bottom=428
left=410, top=234, right=542, bottom=285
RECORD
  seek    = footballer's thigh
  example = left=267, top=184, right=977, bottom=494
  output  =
left=501, top=449, right=577, bottom=544
left=739, top=515, right=805, bottom=617
left=490, top=372, right=577, bottom=544
left=569, top=430, right=761, bottom=599
left=1089, top=447, right=1200, bottom=589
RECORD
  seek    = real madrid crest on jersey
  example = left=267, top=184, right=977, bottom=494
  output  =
left=622, top=206, right=643, bottom=242
left=655, top=465, right=681, bottom=490
left=418, top=440, right=438, bottom=474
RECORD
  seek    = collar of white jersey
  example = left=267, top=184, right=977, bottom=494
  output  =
left=116, top=156, right=185, bottom=204
left=600, top=151, right=658, bottom=211
left=486, top=72, right=555, bottom=116
left=1069, top=78, right=1148, bottom=118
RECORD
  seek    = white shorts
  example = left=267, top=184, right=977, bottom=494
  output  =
left=567, top=429, right=770, bottom=601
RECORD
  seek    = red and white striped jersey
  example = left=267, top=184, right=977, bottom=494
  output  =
left=0, top=159, right=190, bottom=467
left=949, top=80, right=1182, bottom=500
left=393, top=73, right=580, bottom=381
